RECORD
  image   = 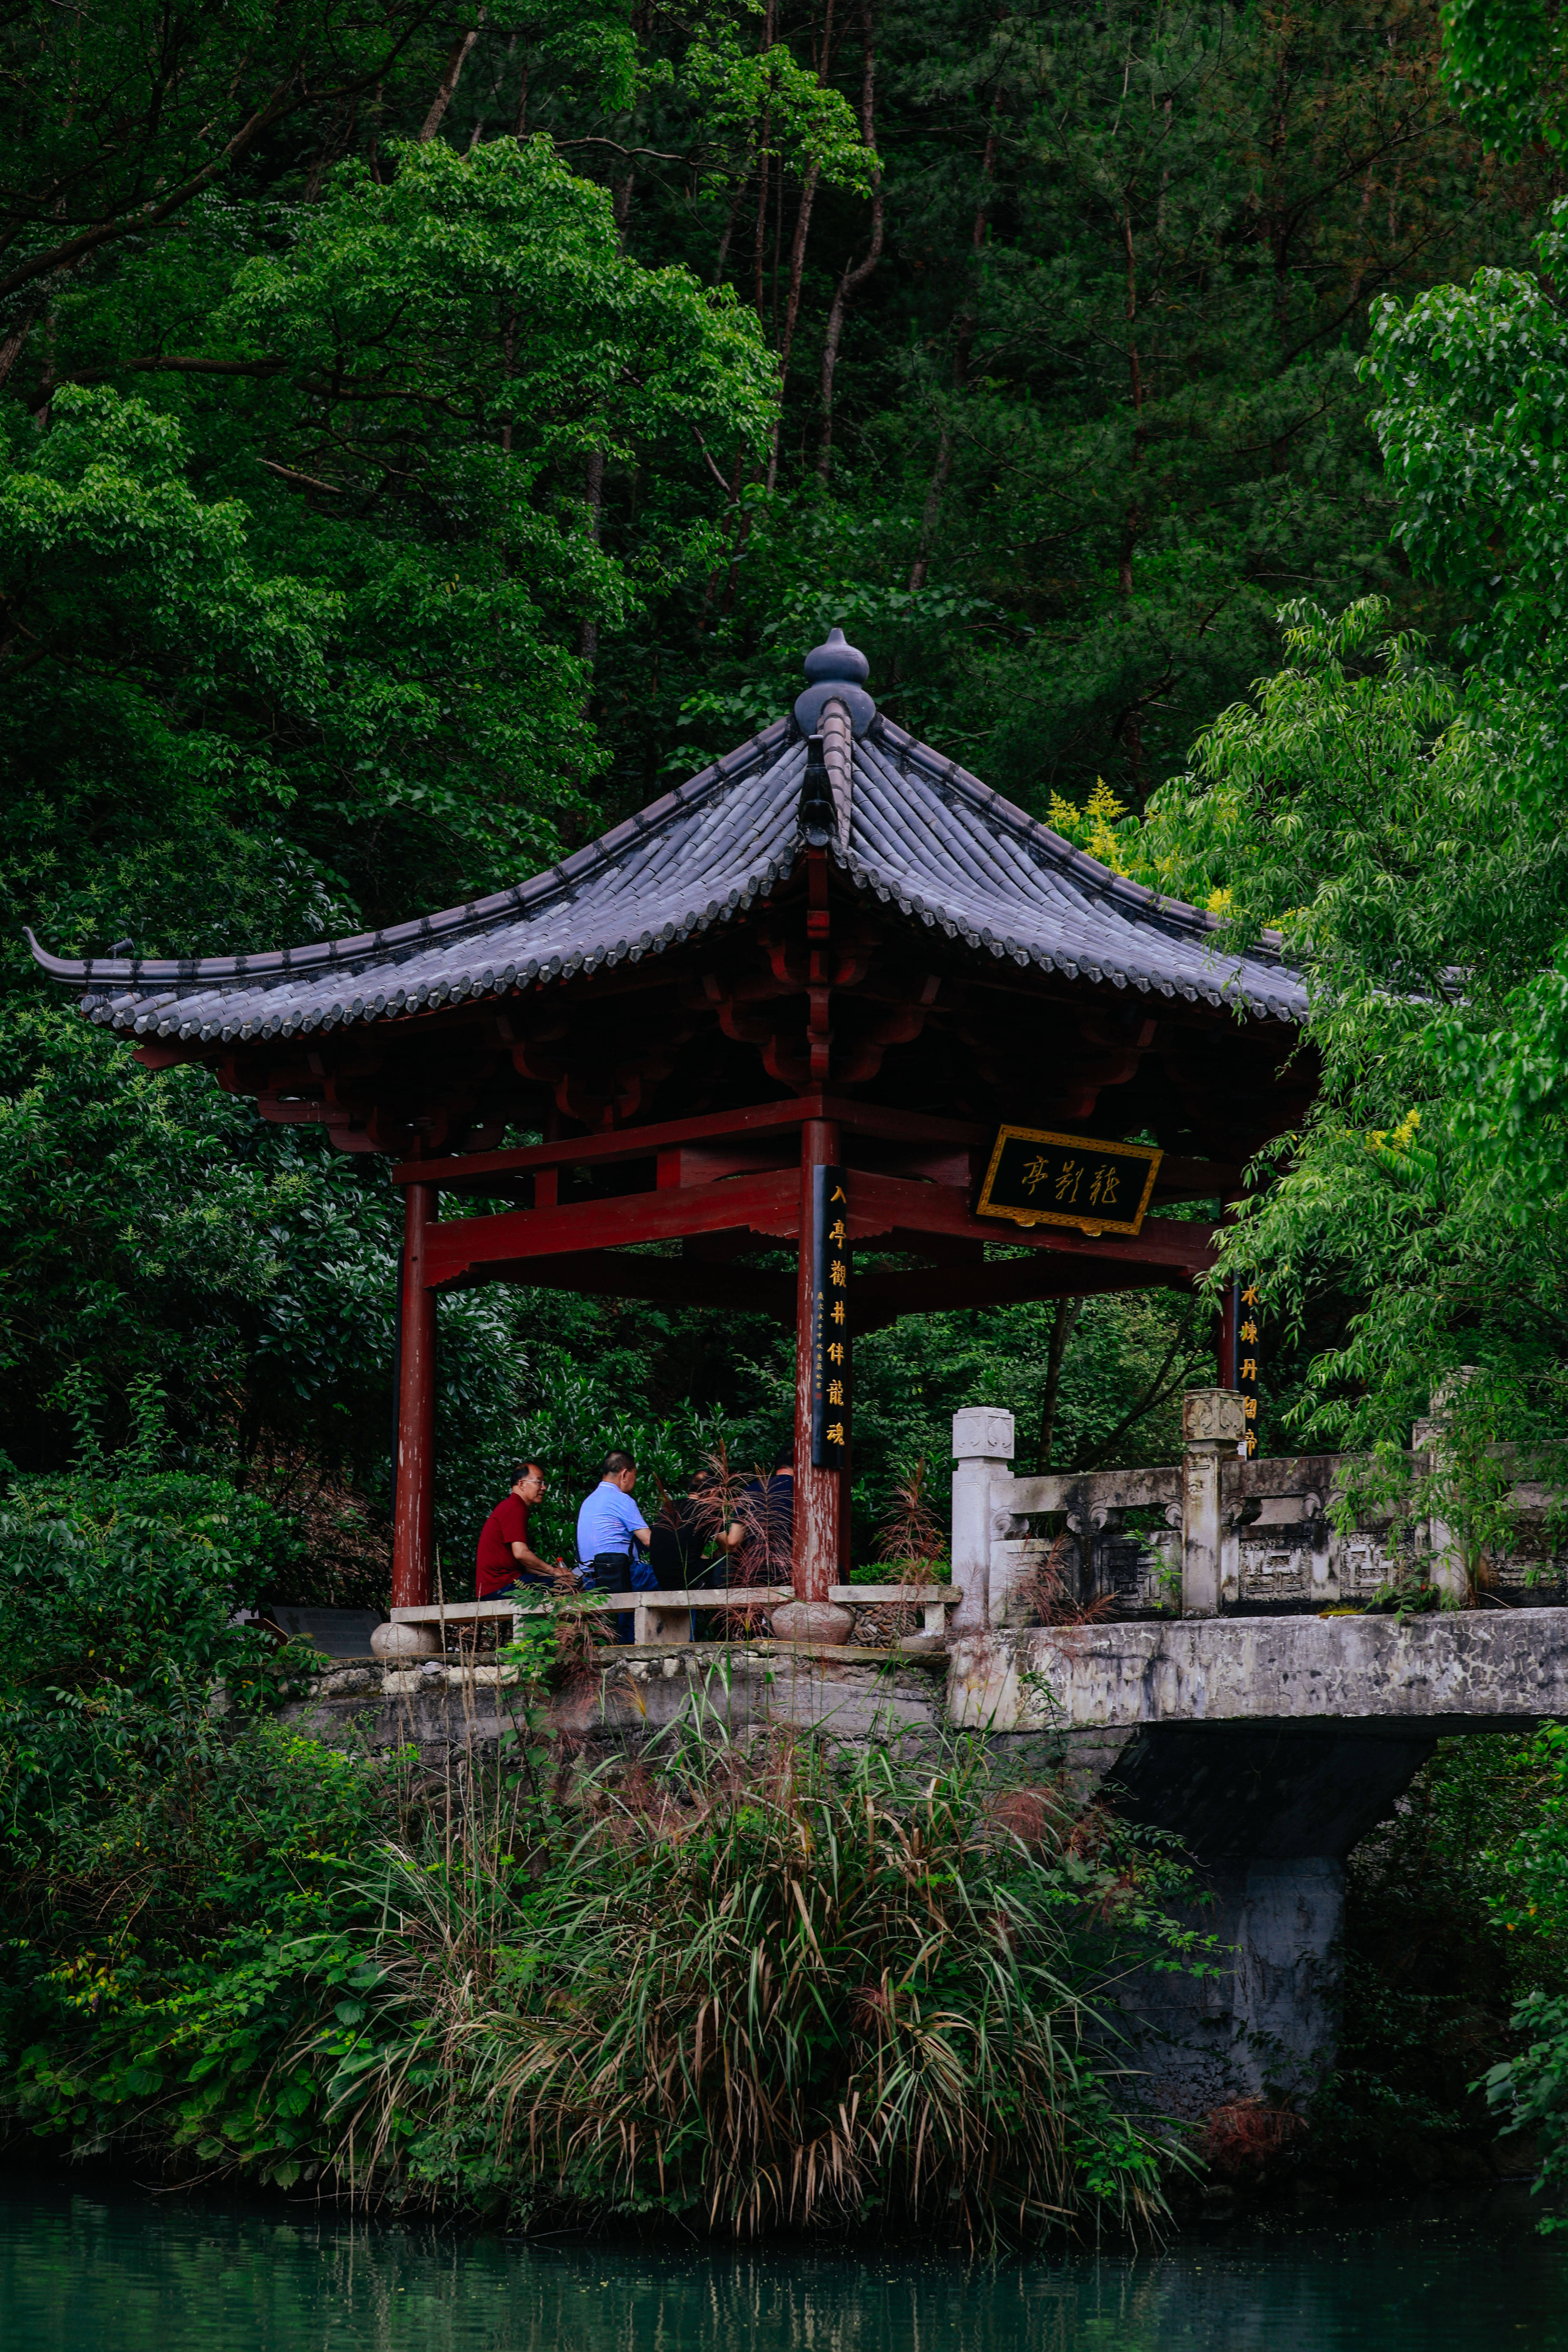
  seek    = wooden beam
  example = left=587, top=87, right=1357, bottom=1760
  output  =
left=401, top=1096, right=816, bottom=1190
left=1151, top=1153, right=1245, bottom=1200
left=421, top=1163, right=1216, bottom=1292
left=846, top=1170, right=1218, bottom=1273
left=853, top=1257, right=1176, bottom=1333
left=424, top=1169, right=800, bottom=1287
left=393, top=1092, right=991, bottom=1191
left=392, top=1184, right=438, bottom=1610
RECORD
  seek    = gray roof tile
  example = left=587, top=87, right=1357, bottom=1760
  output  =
left=27, top=702, right=1307, bottom=1041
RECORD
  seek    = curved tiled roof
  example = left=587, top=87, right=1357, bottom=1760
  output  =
left=28, top=700, right=1307, bottom=1048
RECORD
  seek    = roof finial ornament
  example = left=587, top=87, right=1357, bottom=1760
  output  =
left=794, top=623, right=875, bottom=739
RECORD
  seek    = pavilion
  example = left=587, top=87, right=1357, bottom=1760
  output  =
left=29, top=630, right=1310, bottom=1625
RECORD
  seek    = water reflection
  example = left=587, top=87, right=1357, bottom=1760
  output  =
left=3, top=2177, right=1567, bottom=2351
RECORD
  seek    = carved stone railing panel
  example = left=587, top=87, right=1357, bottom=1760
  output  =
left=952, top=1408, right=1568, bottom=1625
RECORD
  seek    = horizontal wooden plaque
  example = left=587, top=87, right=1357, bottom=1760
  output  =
left=975, top=1126, right=1162, bottom=1238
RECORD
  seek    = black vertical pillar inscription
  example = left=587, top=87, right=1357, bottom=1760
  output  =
left=810, top=1162, right=851, bottom=1469
left=1237, top=1280, right=1261, bottom=1458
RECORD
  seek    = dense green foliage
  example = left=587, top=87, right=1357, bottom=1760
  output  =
left=1314, top=1735, right=1563, bottom=2183
left=8, top=0, right=1568, bottom=2235
left=0, top=1524, right=1203, bottom=2238
left=0, top=0, right=1550, bottom=1530
left=0, top=1446, right=302, bottom=1868
left=1476, top=1726, right=1568, bottom=2222
left=1109, top=184, right=1568, bottom=1544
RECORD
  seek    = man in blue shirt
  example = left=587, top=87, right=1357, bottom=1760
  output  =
left=576, top=1450, right=656, bottom=1643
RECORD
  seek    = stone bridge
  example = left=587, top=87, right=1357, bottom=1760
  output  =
left=945, top=1397, right=1568, bottom=2102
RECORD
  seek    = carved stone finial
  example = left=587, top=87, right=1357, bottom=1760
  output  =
left=953, top=1406, right=1015, bottom=1461
left=1182, top=1389, right=1246, bottom=1445
left=795, top=624, right=876, bottom=738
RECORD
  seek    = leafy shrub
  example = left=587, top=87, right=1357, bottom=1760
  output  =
left=0, top=1678, right=1206, bottom=2241
left=1312, top=1732, right=1567, bottom=2182
left=1474, top=1724, right=1568, bottom=2217
left=0, top=1452, right=304, bottom=1865
left=1, top=1718, right=397, bottom=2187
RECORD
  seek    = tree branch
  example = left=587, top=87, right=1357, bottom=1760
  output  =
left=0, top=8, right=443, bottom=308
left=1075, top=1335, right=1205, bottom=1473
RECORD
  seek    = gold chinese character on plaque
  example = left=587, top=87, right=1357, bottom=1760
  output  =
left=1240, top=1320, right=1258, bottom=1344
left=829, top=1219, right=846, bottom=1245
left=831, top=1301, right=845, bottom=1325
left=976, top=1126, right=1161, bottom=1239
left=827, top=1380, right=844, bottom=1406
left=828, top=1342, right=844, bottom=1365
left=826, top=1421, right=845, bottom=1446
left=830, top=1260, right=847, bottom=1288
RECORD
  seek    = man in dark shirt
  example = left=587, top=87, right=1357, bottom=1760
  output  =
left=649, top=1472, right=737, bottom=1591
left=476, top=1461, right=565, bottom=1596
left=729, top=1445, right=796, bottom=1581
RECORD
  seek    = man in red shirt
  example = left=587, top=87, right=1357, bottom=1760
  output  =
left=476, top=1461, right=568, bottom=1597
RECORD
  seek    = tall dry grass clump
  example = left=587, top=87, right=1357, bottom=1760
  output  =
left=330, top=1712, right=1196, bottom=2243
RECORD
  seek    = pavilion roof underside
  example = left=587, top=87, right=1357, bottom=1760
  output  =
left=32, top=715, right=1306, bottom=1048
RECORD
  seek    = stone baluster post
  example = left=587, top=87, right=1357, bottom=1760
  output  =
left=951, top=1407, right=1014, bottom=1632
left=1181, top=1389, right=1245, bottom=1617
left=1413, top=1370, right=1477, bottom=1604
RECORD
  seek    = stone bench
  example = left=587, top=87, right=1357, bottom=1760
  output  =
left=387, top=1584, right=961, bottom=1653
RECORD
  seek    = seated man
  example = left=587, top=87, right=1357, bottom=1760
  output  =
left=576, top=1450, right=656, bottom=1643
left=475, top=1460, right=563, bottom=1602
left=727, top=1443, right=796, bottom=1582
left=649, top=1471, right=734, bottom=1642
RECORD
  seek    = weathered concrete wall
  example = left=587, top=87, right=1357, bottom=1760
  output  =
left=287, top=1646, right=950, bottom=1756
left=1119, top=1855, right=1349, bottom=2108
left=949, top=1609, right=1568, bottom=1734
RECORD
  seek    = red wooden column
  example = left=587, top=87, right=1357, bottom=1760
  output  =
left=392, top=1181, right=438, bottom=1609
left=791, top=1114, right=842, bottom=1601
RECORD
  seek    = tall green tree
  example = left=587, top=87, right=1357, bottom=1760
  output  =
left=0, top=0, right=1552, bottom=1547
left=1120, top=169, right=1568, bottom=1528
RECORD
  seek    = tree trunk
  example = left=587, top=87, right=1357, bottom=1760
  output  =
left=1037, top=1296, right=1083, bottom=1471
left=579, top=446, right=606, bottom=668
left=765, top=161, right=822, bottom=491
left=1118, top=203, right=1145, bottom=602
left=0, top=301, right=41, bottom=392
left=714, top=169, right=748, bottom=282
left=907, top=109, right=997, bottom=591
left=420, top=20, right=483, bottom=143
left=818, top=5, right=883, bottom=480
left=907, top=429, right=953, bottom=593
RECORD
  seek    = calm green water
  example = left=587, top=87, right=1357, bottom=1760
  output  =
left=4, top=2176, right=1568, bottom=2351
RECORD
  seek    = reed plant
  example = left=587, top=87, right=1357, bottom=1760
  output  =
left=327, top=1704, right=1201, bottom=2242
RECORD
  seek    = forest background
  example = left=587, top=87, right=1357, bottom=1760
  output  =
left=9, top=0, right=1568, bottom=2216
left=4, top=0, right=1564, bottom=1593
